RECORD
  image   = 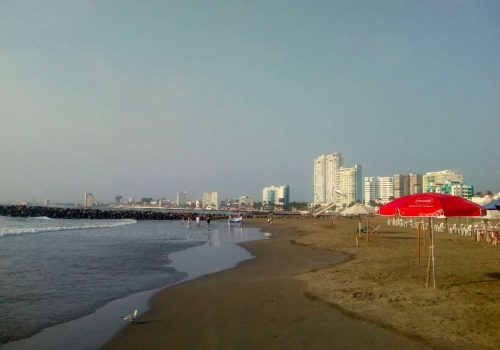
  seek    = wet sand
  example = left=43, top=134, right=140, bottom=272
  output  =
left=105, top=217, right=444, bottom=350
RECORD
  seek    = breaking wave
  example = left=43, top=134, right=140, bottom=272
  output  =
left=0, top=219, right=137, bottom=238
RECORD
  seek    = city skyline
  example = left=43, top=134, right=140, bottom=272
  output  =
left=1, top=1, right=499, bottom=203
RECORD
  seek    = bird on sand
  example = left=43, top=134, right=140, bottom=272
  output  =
left=122, top=309, right=138, bottom=324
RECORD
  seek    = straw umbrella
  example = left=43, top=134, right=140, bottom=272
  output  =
left=341, top=203, right=376, bottom=245
left=379, top=193, right=485, bottom=288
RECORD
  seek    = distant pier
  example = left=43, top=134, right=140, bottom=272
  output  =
left=0, top=205, right=241, bottom=221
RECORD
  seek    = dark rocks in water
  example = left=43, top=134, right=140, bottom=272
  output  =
left=0, top=205, right=254, bottom=221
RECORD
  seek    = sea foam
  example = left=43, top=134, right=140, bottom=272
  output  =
left=0, top=219, right=137, bottom=238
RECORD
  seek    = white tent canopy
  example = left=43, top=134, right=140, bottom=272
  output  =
left=341, top=203, right=376, bottom=216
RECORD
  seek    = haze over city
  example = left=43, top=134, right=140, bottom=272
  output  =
left=1, top=0, right=499, bottom=203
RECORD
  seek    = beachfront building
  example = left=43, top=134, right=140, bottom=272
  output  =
left=423, top=170, right=463, bottom=193
left=202, top=192, right=219, bottom=209
left=392, top=173, right=423, bottom=198
left=262, top=185, right=290, bottom=207
left=409, top=173, right=423, bottom=194
left=313, top=152, right=343, bottom=204
left=448, top=184, right=474, bottom=199
left=365, top=176, right=394, bottom=205
left=238, top=196, right=254, bottom=208
left=114, top=195, right=122, bottom=204
left=335, top=165, right=363, bottom=207
left=434, top=182, right=474, bottom=199
left=393, top=174, right=409, bottom=198
left=84, top=193, right=95, bottom=207
left=176, top=191, right=187, bottom=207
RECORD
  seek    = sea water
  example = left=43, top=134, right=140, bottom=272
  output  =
left=0, top=216, right=263, bottom=347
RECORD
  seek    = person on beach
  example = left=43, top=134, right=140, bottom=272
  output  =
left=206, top=215, right=211, bottom=228
left=196, top=215, right=201, bottom=227
left=267, top=214, right=273, bottom=225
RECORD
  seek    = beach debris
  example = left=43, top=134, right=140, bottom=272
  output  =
left=122, top=309, right=138, bottom=324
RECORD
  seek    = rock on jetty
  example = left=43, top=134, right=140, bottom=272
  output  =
left=0, top=205, right=239, bottom=221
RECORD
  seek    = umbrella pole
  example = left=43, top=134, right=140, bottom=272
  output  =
left=431, top=217, right=436, bottom=288
left=358, top=216, right=361, bottom=237
left=423, top=221, right=426, bottom=257
left=366, top=217, right=369, bottom=241
left=426, top=217, right=436, bottom=288
left=417, top=222, right=421, bottom=265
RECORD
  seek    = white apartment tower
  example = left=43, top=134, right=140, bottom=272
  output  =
left=336, top=165, right=363, bottom=206
left=202, top=192, right=219, bottom=209
left=84, top=193, right=95, bottom=207
left=176, top=191, right=187, bottom=207
left=313, top=153, right=343, bottom=204
left=262, top=185, right=290, bottom=206
left=365, top=177, right=394, bottom=205
left=423, top=170, right=463, bottom=193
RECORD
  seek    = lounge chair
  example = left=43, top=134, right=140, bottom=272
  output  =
left=360, top=223, right=381, bottom=234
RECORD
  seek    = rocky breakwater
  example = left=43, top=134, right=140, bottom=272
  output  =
left=0, top=205, right=234, bottom=221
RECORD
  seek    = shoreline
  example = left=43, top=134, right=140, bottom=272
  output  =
left=2, top=224, right=263, bottom=350
left=104, top=218, right=431, bottom=349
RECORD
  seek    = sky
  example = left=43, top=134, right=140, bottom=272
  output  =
left=0, top=0, right=499, bottom=204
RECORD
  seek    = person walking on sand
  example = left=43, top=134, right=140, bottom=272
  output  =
left=206, top=215, right=211, bottom=228
left=195, top=215, right=201, bottom=227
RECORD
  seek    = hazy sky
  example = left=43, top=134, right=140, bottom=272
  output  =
left=1, top=0, right=499, bottom=203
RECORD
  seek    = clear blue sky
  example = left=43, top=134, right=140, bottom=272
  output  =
left=1, top=0, right=499, bottom=203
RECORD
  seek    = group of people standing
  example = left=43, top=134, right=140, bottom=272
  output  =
left=185, top=214, right=211, bottom=228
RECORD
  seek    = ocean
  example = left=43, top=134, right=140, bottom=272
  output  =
left=0, top=216, right=264, bottom=349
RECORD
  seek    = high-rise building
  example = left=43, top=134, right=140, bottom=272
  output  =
left=115, top=195, right=122, bottom=204
left=238, top=196, right=254, bottom=208
left=448, top=184, right=474, bottom=199
left=262, top=185, right=290, bottom=207
left=336, top=165, right=363, bottom=206
left=202, top=192, right=219, bottom=209
left=423, top=170, right=463, bottom=193
left=393, top=173, right=422, bottom=197
left=409, top=173, right=423, bottom=194
left=313, top=152, right=343, bottom=204
left=365, top=176, right=394, bottom=205
left=84, top=193, right=95, bottom=207
left=393, top=174, right=409, bottom=198
left=176, top=191, right=187, bottom=207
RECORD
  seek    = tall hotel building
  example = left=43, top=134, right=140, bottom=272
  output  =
left=336, top=164, right=363, bottom=206
left=365, top=176, right=394, bottom=205
left=423, top=170, right=463, bottom=193
left=422, top=170, right=472, bottom=199
left=409, top=173, right=423, bottom=194
left=262, top=185, right=290, bottom=207
left=313, top=153, right=343, bottom=204
left=84, top=193, right=95, bottom=207
left=202, top=192, right=219, bottom=209
left=176, top=191, right=187, bottom=207
left=393, top=173, right=422, bottom=198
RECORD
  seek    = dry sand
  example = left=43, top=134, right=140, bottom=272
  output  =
left=105, top=216, right=499, bottom=349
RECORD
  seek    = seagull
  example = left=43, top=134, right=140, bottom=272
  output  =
left=122, top=309, right=138, bottom=324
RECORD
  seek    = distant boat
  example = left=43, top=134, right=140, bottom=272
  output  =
left=229, top=216, right=243, bottom=224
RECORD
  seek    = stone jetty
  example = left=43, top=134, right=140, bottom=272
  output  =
left=0, top=205, right=249, bottom=221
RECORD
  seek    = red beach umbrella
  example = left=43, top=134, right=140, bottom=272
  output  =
left=379, top=193, right=485, bottom=288
left=379, top=193, right=485, bottom=217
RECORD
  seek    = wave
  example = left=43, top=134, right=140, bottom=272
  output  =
left=0, top=219, right=137, bottom=238
left=28, top=216, right=53, bottom=220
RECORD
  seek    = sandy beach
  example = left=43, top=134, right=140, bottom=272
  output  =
left=105, top=216, right=499, bottom=349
